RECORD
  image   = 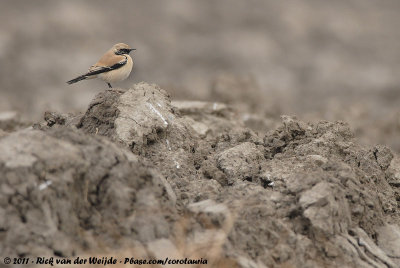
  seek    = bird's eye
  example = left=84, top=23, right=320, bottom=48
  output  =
left=115, top=48, right=132, bottom=55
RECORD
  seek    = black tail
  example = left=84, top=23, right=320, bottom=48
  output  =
left=67, top=75, right=87, bottom=85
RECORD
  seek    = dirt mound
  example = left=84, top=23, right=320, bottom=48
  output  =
left=0, top=127, right=176, bottom=258
left=1, top=83, right=400, bottom=267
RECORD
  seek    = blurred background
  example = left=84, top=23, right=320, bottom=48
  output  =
left=1, top=0, right=400, bottom=150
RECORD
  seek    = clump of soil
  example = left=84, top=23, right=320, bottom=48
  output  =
left=1, top=82, right=399, bottom=267
left=0, top=127, right=176, bottom=258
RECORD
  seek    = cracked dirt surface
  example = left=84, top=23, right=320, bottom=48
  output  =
left=0, top=83, right=400, bottom=267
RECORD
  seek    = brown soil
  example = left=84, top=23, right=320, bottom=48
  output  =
left=1, top=83, right=399, bottom=267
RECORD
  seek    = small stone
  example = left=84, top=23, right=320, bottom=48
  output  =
left=307, top=155, right=328, bottom=166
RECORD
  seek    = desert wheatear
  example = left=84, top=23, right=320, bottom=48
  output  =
left=67, top=43, right=135, bottom=88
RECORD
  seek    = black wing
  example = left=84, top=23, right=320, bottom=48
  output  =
left=85, top=56, right=127, bottom=77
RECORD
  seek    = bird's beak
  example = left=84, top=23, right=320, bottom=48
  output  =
left=129, top=48, right=136, bottom=52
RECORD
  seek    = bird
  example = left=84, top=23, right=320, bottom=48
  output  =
left=67, top=43, right=135, bottom=88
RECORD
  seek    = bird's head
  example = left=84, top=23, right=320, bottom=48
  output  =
left=113, top=43, right=136, bottom=55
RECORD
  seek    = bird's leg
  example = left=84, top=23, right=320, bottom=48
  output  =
left=107, top=83, right=112, bottom=88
